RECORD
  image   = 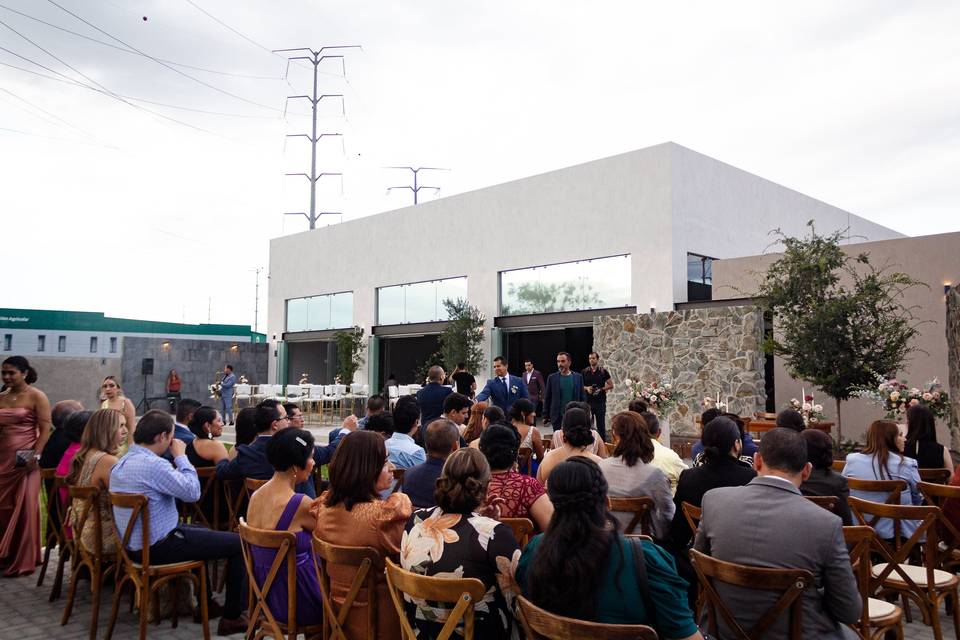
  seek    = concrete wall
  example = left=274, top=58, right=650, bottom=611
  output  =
left=29, top=356, right=122, bottom=408
left=712, top=231, right=960, bottom=445
left=120, top=337, right=269, bottom=410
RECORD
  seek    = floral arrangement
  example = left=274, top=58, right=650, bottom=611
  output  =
left=786, top=395, right=825, bottom=425
left=861, top=376, right=950, bottom=419
left=207, top=382, right=221, bottom=400
left=299, top=372, right=310, bottom=385
left=623, top=378, right=681, bottom=412
left=239, top=375, right=249, bottom=384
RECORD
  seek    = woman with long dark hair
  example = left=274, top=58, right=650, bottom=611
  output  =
left=536, top=407, right=602, bottom=486
left=904, top=404, right=952, bottom=470
left=517, top=457, right=702, bottom=639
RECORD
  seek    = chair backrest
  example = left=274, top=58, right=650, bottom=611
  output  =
left=323, top=385, right=336, bottom=396
left=604, top=441, right=616, bottom=457
left=350, top=383, right=363, bottom=394
left=689, top=548, right=813, bottom=640
left=309, top=385, right=325, bottom=399
left=236, top=383, right=251, bottom=395
left=804, top=495, right=839, bottom=513
left=397, top=385, right=411, bottom=396
left=384, top=558, right=486, bottom=640
left=845, top=478, right=907, bottom=529
left=245, top=477, right=268, bottom=497
left=335, top=384, right=348, bottom=395
left=180, top=467, right=219, bottom=529
left=501, top=517, right=535, bottom=549
left=238, top=519, right=300, bottom=639
left=842, top=525, right=875, bottom=640
left=517, top=447, right=533, bottom=475
left=312, top=537, right=381, bottom=640
left=40, top=468, right=64, bottom=544
left=109, top=492, right=151, bottom=569
left=388, top=386, right=400, bottom=399
left=831, top=460, right=846, bottom=473
left=285, top=384, right=301, bottom=397
left=516, top=594, right=658, bottom=640
left=607, top=496, right=655, bottom=536
left=919, top=468, right=951, bottom=484
left=407, top=384, right=421, bottom=394
left=391, top=468, right=405, bottom=494
left=917, top=481, right=960, bottom=566
left=681, top=501, right=702, bottom=539
left=68, top=485, right=103, bottom=559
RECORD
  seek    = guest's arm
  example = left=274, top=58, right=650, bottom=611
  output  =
left=159, top=441, right=201, bottom=502
left=215, top=449, right=244, bottom=481
left=475, top=380, right=492, bottom=403
left=529, top=494, right=553, bottom=531
left=31, top=390, right=53, bottom=464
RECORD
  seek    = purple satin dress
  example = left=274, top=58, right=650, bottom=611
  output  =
left=251, top=494, right=323, bottom=626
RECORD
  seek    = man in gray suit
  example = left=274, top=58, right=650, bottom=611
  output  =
left=694, top=428, right=861, bottom=639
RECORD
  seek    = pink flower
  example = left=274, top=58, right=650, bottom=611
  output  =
left=909, top=399, right=919, bottom=406
left=923, top=392, right=933, bottom=402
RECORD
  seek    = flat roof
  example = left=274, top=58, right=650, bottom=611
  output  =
left=0, top=308, right=265, bottom=341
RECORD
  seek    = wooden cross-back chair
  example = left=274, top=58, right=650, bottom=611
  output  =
left=847, top=497, right=960, bottom=640
left=500, top=518, right=535, bottom=550
left=604, top=441, right=616, bottom=457
left=845, top=478, right=907, bottom=531
left=384, top=558, right=486, bottom=640
left=517, top=447, right=534, bottom=476
left=104, top=492, right=210, bottom=640
left=832, top=460, right=847, bottom=473
left=60, top=485, right=119, bottom=640
left=804, top=495, right=839, bottom=513
left=607, top=496, right=655, bottom=536
left=311, top=537, right=381, bottom=640
left=178, top=467, right=219, bottom=530
left=918, top=481, right=960, bottom=572
left=224, top=477, right=268, bottom=531
left=689, top=548, right=814, bottom=640
left=391, top=468, right=405, bottom=494
left=842, top=525, right=904, bottom=640
left=38, top=469, right=73, bottom=600
left=238, top=520, right=323, bottom=640
left=515, top=594, right=658, bottom=639
left=681, top=502, right=702, bottom=540
left=918, top=468, right=951, bottom=485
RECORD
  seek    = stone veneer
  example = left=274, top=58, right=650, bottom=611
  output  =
left=594, top=306, right=767, bottom=437
left=947, top=285, right=960, bottom=451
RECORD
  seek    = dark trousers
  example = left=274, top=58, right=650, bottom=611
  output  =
left=588, top=400, right=607, bottom=442
left=135, top=525, right=246, bottom=619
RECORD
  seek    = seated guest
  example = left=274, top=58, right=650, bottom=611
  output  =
left=364, top=412, right=394, bottom=438
left=282, top=403, right=305, bottom=429
left=65, top=408, right=126, bottom=555
left=551, top=401, right=608, bottom=458
left=467, top=404, right=505, bottom=448
left=640, top=410, right=686, bottom=495
left=628, top=398, right=649, bottom=414
left=537, top=408, right=603, bottom=486
left=800, top=428, right=852, bottom=525
left=600, top=411, right=674, bottom=539
left=482, top=423, right=553, bottom=531
left=460, top=401, right=488, bottom=442
left=173, top=398, right=201, bottom=443
left=313, top=431, right=411, bottom=640
left=904, top=404, right=953, bottom=470
left=110, top=410, right=248, bottom=635
left=843, top=419, right=922, bottom=540
left=387, top=395, right=426, bottom=470
left=776, top=408, right=806, bottom=432
left=357, top=394, right=386, bottom=430
left=40, top=399, right=83, bottom=534
left=402, top=448, right=521, bottom=639
left=56, top=410, right=93, bottom=510
left=691, top=411, right=757, bottom=466
left=186, top=406, right=230, bottom=467
left=441, top=392, right=472, bottom=440
left=695, top=428, right=861, bottom=638
left=415, top=366, right=453, bottom=434
left=518, top=457, right=702, bottom=639
left=234, top=407, right=259, bottom=446
left=510, top=398, right=545, bottom=471
left=246, top=428, right=322, bottom=627
left=403, top=419, right=460, bottom=509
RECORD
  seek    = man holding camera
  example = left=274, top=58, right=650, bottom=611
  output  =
left=581, top=352, right=613, bottom=442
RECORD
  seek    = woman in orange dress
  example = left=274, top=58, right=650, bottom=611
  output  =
left=0, top=356, right=52, bottom=576
left=313, top=431, right=411, bottom=640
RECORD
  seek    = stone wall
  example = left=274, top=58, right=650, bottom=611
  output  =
left=947, top=285, right=960, bottom=451
left=594, top=306, right=767, bottom=436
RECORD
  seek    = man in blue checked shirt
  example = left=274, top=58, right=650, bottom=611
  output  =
left=111, top=410, right=248, bottom=635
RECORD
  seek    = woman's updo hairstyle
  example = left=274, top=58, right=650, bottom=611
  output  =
left=561, top=407, right=594, bottom=448
left=266, top=427, right=315, bottom=471
left=188, top=406, right=219, bottom=440
left=3, top=356, right=37, bottom=385
left=435, top=448, right=491, bottom=514
left=479, top=423, right=520, bottom=471
left=701, top=416, right=741, bottom=463
left=508, top=397, right=535, bottom=423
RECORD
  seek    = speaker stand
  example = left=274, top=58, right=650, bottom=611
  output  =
left=136, top=373, right=151, bottom=414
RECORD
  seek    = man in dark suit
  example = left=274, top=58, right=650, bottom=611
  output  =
left=694, top=428, right=861, bottom=639
left=415, top=366, right=453, bottom=428
left=542, top=351, right=584, bottom=427
left=522, top=359, right=546, bottom=423
left=475, top=355, right=529, bottom=413
left=216, top=399, right=348, bottom=498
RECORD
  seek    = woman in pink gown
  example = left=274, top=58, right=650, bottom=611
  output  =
left=0, top=356, right=52, bottom=576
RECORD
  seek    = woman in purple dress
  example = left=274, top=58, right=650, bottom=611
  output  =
left=245, top=427, right=323, bottom=626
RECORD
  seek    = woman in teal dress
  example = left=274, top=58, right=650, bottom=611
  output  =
left=516, top=456, right=704, bottom=640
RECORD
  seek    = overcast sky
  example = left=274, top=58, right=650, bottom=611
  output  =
left=2, top=0, right=958, bottom=330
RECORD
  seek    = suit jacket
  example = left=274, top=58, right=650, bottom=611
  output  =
left=694, top=476, right=861, bottom=639
left=523, top=369, right=546, bottom=403
left=475, top=374, right=529, bottom=412
left=220, top=373, right=236, bottom=402
left=415, top=382, right=453, bottom=426
left=800, top=467, right=853, bottom=526
left=542, top=371, right=585, bottom=425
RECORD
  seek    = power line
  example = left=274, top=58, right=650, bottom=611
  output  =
left=45, top=0, right=282, bottom=113
left=0, top=86, right=106, bottom=143
left=183, top=0, right=275, bottom=55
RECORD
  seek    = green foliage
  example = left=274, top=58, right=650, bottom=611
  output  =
left=334, top=326, right=366, bottom=385
left=501, top=279, right=601, bottom=315
left=755, top=221, right=923, bottom=442
left=438, top=298, right=486, bottom=374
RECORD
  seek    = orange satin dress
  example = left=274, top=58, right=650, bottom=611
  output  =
left=312, top=492, right=412, bottom=640
left=0, top=407, right=41, bottom=576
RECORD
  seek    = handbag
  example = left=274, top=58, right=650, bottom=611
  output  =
left=14, top=449, right=35, bottom=467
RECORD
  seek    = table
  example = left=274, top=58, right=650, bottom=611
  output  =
left=747, top=419, right=833, bottom=434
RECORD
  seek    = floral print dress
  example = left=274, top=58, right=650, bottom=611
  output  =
left=401, top=507, right=521, bottom=640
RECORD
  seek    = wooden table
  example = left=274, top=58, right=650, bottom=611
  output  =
left=747, top=419, right=833, bottom=434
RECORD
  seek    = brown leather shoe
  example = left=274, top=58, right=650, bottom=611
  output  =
left=194, top=599, right=224, bottom=623
left=216, top=613, right=249, bottom=636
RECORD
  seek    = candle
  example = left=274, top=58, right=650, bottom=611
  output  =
left=802, top=386, right=805, bottom=403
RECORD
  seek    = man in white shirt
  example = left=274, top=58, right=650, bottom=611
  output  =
left=638, top=408, right=686, bottom=494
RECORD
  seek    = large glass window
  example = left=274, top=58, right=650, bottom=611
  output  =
left=377, top=277, right=468, bottom=325
left=285, top=292, right=354, bottom=332
left=687, top=253, right=714, bottom=302
left=500, top=255, right=631, bottom=316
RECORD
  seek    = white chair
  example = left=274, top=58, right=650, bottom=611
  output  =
left=307, top=384, right=324, bottom=415
left=407, top=384, right=422, bottom=394
left=397, top=385, right=411, bottom=396
left=388, top=385, right=400, bottom=409
left=235, top=383, right=252, bottom=408
left=251, top=384, right=266, bottom=402
left=284, top=384, right=303, bottom=405
left=321, top=385, right=342, bottom=423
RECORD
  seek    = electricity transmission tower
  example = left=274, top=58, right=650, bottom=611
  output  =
left=275, top=45, right=359, bottom=229
left=386, top=166, right=449, bottom=204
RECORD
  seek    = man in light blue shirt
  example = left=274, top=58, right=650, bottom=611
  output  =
left=387, top=395, right=426, bottom=470
left=111, top=410, right=248, bottom=634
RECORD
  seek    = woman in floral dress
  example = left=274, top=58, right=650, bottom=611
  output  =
left=401, top=447, right=521, bottom=640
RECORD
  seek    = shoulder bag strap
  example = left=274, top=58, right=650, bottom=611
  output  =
left=629, top=537, right=657, bottom=622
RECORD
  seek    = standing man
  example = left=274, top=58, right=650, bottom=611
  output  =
left=220, top=365, right=236, bottom=425
left=450, top=363, right=477, bottom=399
left=475, top=356, right=529, bottom=413
left=523, top=359, right=546, bottom=423
left=542, top=351, right=585, bottom=427
left=415, top=366, right=453, bottom=429
left=581, top=352, right=613, bottom=442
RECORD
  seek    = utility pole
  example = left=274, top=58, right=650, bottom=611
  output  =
left=253, top=267, right=261, bottom=333
left=386, top=166, right=449, bottom=204
left=274, top=45, right=358, bottom=229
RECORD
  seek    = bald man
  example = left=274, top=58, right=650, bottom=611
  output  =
left=40, top=399, right=84, bottom=469
left=415, top=366, right=453, bottom=435
left=403, top=419, right=460, bottom=509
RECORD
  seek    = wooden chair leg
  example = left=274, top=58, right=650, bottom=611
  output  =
left=49, top=543, right=70, bottom=601
left=88, top=565, right=102, bottom=640
left=36, top=540, right=53, bottom=587
left=138, top=585, right=150, bottom=640
left=104, top=578, right=125, bottom=640
left=199, top=565, right=211, bottom=640
left=171, top=578, right=180, bottom=629
left=59, top=560, right=82, bottom=625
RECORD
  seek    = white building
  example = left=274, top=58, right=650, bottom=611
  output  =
left=268, top=142, right=901, bottom=389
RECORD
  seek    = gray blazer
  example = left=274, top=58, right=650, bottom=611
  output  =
left=694, top=476, right=861, bottom=639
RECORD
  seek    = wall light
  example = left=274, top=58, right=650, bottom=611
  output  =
left=161, top=341, right=171, bottom=351
left=649, top=301, right=656, bottom=315
left=230, top=344, right=239, bottom=352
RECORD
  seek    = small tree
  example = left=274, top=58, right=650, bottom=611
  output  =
left=334, top=326, right=366, bottom=385
left=755, top=222, right=922, bottom=443
left=438, top=298, right=485, bottom=374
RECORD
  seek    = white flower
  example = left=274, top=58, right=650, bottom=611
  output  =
left=624, top=378, right=633, bottom=387
left=889, top=391, right=900, bottom=401
left=922, top=392, right=933, bottom=401
left=649, top=395, right=658, bottom=403
left=910, top=388, right=920, bottom=396
left=813, top=404, right=823, bottom=413
left=802, top=403, right=812, bottom=412
left=664, top=383, right=672, bottom=390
